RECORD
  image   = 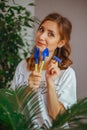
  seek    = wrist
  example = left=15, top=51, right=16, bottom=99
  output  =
left=46, top=79, right=54, bottom=89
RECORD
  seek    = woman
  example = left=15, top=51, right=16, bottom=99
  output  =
left=11, top=13, right=77, bottom=129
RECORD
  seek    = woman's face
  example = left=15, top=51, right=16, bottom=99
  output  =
left=36, top=20, right=60, bottom=53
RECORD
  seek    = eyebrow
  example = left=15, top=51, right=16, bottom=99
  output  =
left=41, top=25, right=56, bottom=35
left=48, top=29, right=56, bottom=35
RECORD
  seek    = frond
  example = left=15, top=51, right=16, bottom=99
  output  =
left=51, top=97, right=87, bottom=129
left=0, top=85, right=42, bottom=130
left=0, top=85, right=87, bottom=130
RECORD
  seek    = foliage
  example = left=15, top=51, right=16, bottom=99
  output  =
left=0, top=0, right=34, bottom=88
left=51, top=98, right=87, bottom=130
left=0, top=85, right=41, bottom=130
left=0, top=85, right=87, bottom=130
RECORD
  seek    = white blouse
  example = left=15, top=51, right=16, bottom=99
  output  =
left=11, top=59, right=77, bottom=129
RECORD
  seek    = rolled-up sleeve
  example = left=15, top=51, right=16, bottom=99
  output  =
left=57, top=67, right=77, bottom=109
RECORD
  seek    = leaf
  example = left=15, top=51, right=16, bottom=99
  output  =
left=51, top=97, right=87, bottom=129
left=0, top=85, right=42, bottom=130
left=28, top=2, right=35, bottom=6
left=0, top=85, right=87, bottom=130
left=0, top=89, right=24, bottom=130
left=0, top=0, right=34, bottom=88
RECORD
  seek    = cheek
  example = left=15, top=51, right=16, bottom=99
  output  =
left=36, top=33, right=38, bottom=40
left=36, top=31, right=40, bottom=39
left=47, top=40, right=58, bottom=51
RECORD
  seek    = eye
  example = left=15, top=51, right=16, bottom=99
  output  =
left=48, top=32, right=55, bottom=37
left=38, top=26, right=44, bottom=33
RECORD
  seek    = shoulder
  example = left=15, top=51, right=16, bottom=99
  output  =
left=11, top=59, right=28, bottom=89
left=62, top=66, right=76, bottom=76
left=16, top=59, right=27, bottom=72
left=64, top=67, right=76, bottom=76
left=59, top=67, right=76, bottom=83
left=17, top=59, right=27, bottom=67
left=16, top=59, right=27, bottom=73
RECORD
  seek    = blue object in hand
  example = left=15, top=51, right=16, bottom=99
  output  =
left=53, top=56, right=62, bottom=63
left=40, top=48, right=49, bottom=73
left=34, top=46, right=40, bottom=71
left=34, top=46, right=40, bottom=64
left=42, top=48, right=49, bottom=61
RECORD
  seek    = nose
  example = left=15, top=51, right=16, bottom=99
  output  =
left=39, top=32, right=47, bottom=40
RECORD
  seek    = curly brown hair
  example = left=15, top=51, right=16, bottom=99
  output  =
left=26, top=13, right=72, bottom=70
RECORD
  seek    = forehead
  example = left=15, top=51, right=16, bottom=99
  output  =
left=41, top=20, right=59, bottom=32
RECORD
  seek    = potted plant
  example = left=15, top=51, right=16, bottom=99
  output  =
left=0, top=0, right=34, bottom=88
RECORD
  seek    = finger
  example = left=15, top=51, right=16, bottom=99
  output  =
left=33, top=71, right=42, bottom=78
left=50, top=68, right=55, bottom=74
left=48, top=64, right=56, bottom=72
left=50, top=59, right=58, bottom=65
left=33, top=81, right=40, bottom=86
left=28, top=81, right=40, bottom=89
left=48, top=67, right=57, bottom=75
left=33, top=77, right=41, bottom=82
left=48, top=62, right=58, bottom=70
left=28, top=76, right=41, bottom=88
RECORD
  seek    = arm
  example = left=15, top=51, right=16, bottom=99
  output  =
left=46, top=60, right=65, bottom=120
left=47, top=80, right=65, bottom=120
left=46, top=61, right=77, bottom=120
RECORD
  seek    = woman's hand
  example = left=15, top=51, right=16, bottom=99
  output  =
left=28, top=71, right=42, bottom=90
left=46, top=59, right=60, bottom=84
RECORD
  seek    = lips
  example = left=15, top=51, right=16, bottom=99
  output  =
left=36, top=41, right=46, bottom=47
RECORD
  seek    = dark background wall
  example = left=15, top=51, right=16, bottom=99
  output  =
left=35, top=0, right=87, bottom=99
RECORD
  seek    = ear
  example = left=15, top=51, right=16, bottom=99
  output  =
left=57, top=40, right=66, bottom=48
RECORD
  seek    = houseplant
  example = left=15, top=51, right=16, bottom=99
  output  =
left=0, top=85, right=87, bottom=130
left=0, top=0, right=34, bottom=88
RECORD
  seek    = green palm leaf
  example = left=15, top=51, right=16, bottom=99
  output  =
left=0, top=88, right=25, bottom=130
left=0, top=85, right=41, bottom=130
left=0, top=85, right=87, bottom=130
left=51, top=98, right=87, bottom=130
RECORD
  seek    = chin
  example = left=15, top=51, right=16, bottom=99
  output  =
left=36, top=45, right=45, bottom=52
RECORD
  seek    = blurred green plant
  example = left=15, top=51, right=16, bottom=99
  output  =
left=51, top=97, right=87, bottom=130
left=0, top=85, right=87, bottom=130
left=0, top=85, right=41, bottom=130
left=0, top=0, right=34, bottom=88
